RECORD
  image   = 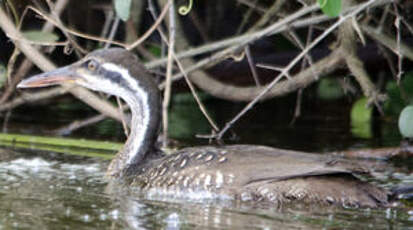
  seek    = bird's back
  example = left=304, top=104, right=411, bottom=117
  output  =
left=129, top=145, right=389, bottom=208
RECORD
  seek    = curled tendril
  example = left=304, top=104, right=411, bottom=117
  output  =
left=178, top=0, right=193, bottom=15
left=64, top=44, right=74, bottom=55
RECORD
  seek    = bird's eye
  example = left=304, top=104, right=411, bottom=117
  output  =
left=87, top=60, right=98, bottom=71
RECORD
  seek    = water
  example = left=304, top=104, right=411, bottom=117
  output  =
left=0, top=98, right=412, bottom=229
left=0, top=151, right=411, bottom=229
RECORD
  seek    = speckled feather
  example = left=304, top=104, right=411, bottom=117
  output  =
left=128, top=145, right=388, bottom=208
left=19, top=48, right=390, bottom=208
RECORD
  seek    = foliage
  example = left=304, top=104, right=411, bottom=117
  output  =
left=0, top=133, right=121, bottom=159
left=113, top=0, right=132, bottom=21
left=350, top=97, right=372, bottom=139
left=23, top=30, right=59, bottom=43
left=147, top=44, right=162, bottom=58
left=317, top=0, right=342, bottom=17
left=0, top=63, right=6, bottom=88
left=399, top=105, right=413, bottom=138
left=0, top=133, right=122, bottom=151
left=384, top=72, right=413, bottom=116
left=317, top=77, right=344, bottom=100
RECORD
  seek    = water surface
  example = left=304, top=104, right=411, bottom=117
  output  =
left=0, top=98, right=412, bottom=229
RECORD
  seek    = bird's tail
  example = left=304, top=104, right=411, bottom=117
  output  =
left=390, top=186, right=413, bottom=201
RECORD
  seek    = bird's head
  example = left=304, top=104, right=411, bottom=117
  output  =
left=17, top=48, right=157, bottom=98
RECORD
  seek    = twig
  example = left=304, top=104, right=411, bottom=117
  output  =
left=0, top=6, right=123, bottom=121
left=188, top=9, right=209, bottom=41
left=392, top=2, right=403, bottom=82
left=291, top=20, right=315, bottom=124
left=148, top=0, right=393, bottom=70
left=378, top=43, right=397, bottom=77
left=6, top=33, right=69, bottom=46
left=27, top=6, right=126, bottom=48
left=378, top=4, right=391, bottom=31
left=150, top=0, right=219, bottom=132
left=162, top=1, right=176, bottom=148
left=236, top=0, right=259, bottom=34
left=0, top=88, right=68, bottom=111
left=6, top=48, right=20, bottom=86
left=237, top=0, right=266, bottom=13
left=341, top=16, right=388, bottom=111
left=126, top=0, right=172, bottom=50
left=52, top=108, right=132, bottom=136
left=157, top=3, right=320, bottom=100
left=1, top=109, right=12, bottom=133
left=99, top=10, right=115, bottom=47
left=214, top=0, right=380, bottom=139
left=400, top=18, right=413, bottom=36
left=52, top=114, right=106, bottom=136
left=148, top=4, right=320, bottom=70
left=288, top=29, right=314, bottom=71
left=290, top=88, right=303, bottom=125
left=104, top=17, right=120, bottom=49
left=361, top=25, right=413, bottom=61
left=0, top=0, right=69, bottom=104
left=45, top=0, right=86, bottom=56
left=247, top=0, right=286, bottom=32
left=116, top=97, right=129, bottom=137
left=245, top=45, right=261, bottom=87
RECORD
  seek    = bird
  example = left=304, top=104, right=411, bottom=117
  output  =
left=17, top=48, right=391, bottom=208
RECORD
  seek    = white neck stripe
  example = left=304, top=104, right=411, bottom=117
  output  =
left=102, top=62, right=151, bottom=165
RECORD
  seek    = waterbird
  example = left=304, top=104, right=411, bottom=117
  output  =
left=18, top=48, right=394, bottom=208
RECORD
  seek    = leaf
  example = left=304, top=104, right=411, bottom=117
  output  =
left=317, top=78, right=344, bottom=100
left=0, top=133, right=123, bottom=159
left=384, top=72, right=413, bottom=116
left=351, top=97, right=372, bottom=124
left=0, top=63, right=6, bottom=87
left=0, top=133, right=122, bottom=151
left=350, top=97, right=372, bottom=139
left=23, top=30, right=59, bottom=43
left=317, top=0, right=342, bottom=17
left=399, top=105, right=413, bottom=138
left=147, top=44, right=162, bottom=57
left=384, top=80, right=405, bottom=116
left=114, top=0, right=132, bottom=21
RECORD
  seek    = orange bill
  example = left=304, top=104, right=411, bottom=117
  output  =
left=17, top=66, right=80, bottom=88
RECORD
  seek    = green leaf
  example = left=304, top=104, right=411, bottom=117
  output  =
left=401, top=72, right=413, bottom=104
left=350, top=97, right=372, bottom=139
left=0, top=133, right=123, bottom=159
left=23, top=30, right=59, bottom=43
left=317, top=78, right=344, bottom=100
left=114, top=0, right=132, bottom=21
left=0, top=63, right=6, bottom=87
left=351, top=97, right=372, bottom=123
left=384, top=80, right=405, bottom=116
left=0, top=133, right=122, bottom=151
left=384, top=72, right=413, bottom=116
left=399, top=105, right=413, bottom=138
left=147, top=44, right=162, bottom=57
left=317, top=0, right=342, bottom=17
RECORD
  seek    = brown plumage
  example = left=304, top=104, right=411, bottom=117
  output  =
left=18, top=48, right=390, bottom=208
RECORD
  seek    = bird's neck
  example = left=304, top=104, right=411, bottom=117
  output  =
left=106, top=69, right=160, bottom=178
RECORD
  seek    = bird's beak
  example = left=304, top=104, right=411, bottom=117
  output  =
left=17, top=66, right=81, bottom=89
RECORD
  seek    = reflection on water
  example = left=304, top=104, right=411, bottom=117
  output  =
left=0, top=147, right=412, bottom=229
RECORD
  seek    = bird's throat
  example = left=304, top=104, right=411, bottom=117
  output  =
left=105, top=65, right=160, bottom=178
